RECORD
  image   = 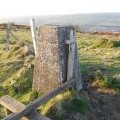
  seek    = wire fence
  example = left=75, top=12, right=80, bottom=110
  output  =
left=0, top=24, right=33, bottom=50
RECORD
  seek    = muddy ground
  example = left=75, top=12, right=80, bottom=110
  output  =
left=85, top=87, right=120, bottom=120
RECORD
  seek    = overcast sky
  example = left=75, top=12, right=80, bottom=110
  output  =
left=0, top=0, right=120, bottom=17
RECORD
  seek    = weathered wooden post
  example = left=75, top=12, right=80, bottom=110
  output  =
left=5, top=23, right=12, bottom=50
left=67, top=30, right=83, bottom=90
left=30, top=18, right=37, bottom=56
left=32, top=25, right=82, bottom=94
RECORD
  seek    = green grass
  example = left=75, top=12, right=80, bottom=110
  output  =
left=95, top=76, right=120, bottom=91
left=1, top=29, right=120, bottom=119
left=77, top=32, right=120, bottom=91
left=62, top=93, right=88, bottom=113
left=0, top=28, right=34, bottom=118
left=41, top=90, right=89, bottom=120
left=0, top=29, right=89, bottom=119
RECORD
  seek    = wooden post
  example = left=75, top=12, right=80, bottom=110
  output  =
left=0, top=95, right=51, bottom=120
left=2, top=80, right=75, bottom=120
left=30, top=18, right=37, bottom=56
left=67, top=30, right=83, bottom=91
left=75, top=50, right=83, bottom=90
left=67, top=30, right=76, bottom=81
left=5, top=23, right=12, bottom=50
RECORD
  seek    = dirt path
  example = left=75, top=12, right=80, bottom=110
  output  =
left=85, top=88, right=120, bottom=120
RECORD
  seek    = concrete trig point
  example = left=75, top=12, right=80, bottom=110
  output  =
left=32, top=25, right=82, bottom=94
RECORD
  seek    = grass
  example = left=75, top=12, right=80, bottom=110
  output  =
left=1, top=28, right=120, bottom=119
left=93, top=75, right=120, bottom=91
left=0, top=28, right=89, bottom=119
left=61, top=92, right=88, bottom=113
left=40, top=90, right=89, bottom=120
left=0, top=28, right=34, bottom=118
left=77, top=32, right=120, bottom=91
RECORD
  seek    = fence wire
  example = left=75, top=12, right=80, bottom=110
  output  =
left=0, top=24, right=33, bottom=50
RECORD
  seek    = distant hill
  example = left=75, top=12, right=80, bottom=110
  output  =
left=78, top=25, right=120, bottom=33
left=1, top=13, right=120, bottom=32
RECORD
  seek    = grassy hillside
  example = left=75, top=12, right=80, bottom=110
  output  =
left=0, top=28, right=120, bottom=119
left=77, top=33, right=120, bottom=91
left=77, top=32, right=120, bottom=120
left=0, top=29, right=35, bottom=118
left=0, top=29, right=88, bottom=119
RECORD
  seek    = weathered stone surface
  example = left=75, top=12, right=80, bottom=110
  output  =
left=32, top=25, right=77, bottom=93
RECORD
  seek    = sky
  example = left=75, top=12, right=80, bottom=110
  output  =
left=0, top=0, right=120, bottom=17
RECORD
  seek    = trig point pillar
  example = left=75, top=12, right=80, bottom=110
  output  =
left=32, top=25, right=82, bottom=94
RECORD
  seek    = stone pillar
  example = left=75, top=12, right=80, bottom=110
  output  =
left=32, top=25, right=82, bottom=94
